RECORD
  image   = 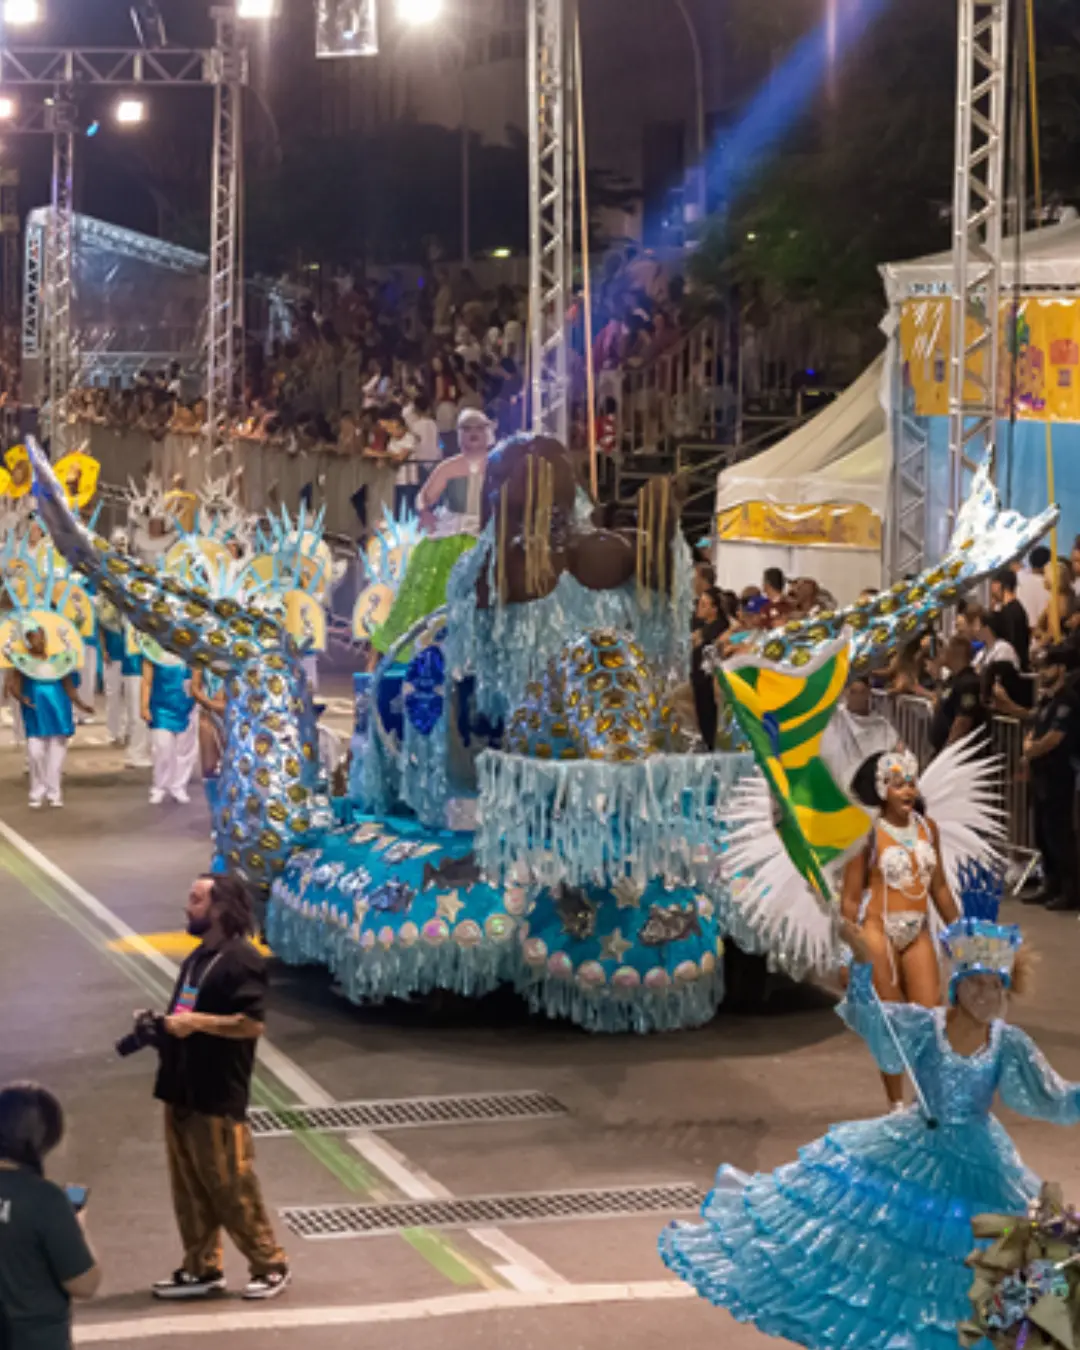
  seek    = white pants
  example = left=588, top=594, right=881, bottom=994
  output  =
left=27, top=735, right=67, bottom=804
left=150, top=713, right=199, bottom=799
left=104, top=661, right=125, bottom=742
left=303, top=654, right=319, bottom=694
left=80, top=644, right=98, bottom=717
left=124, top=677, right=151, bottom=766
left=9, top=697, right=24, bottom=748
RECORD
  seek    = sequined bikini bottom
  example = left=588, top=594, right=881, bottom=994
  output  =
left=882, top=911, right=926, bottom=953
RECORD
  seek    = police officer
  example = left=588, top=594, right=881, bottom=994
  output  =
left=929, top=635, right=987, bottom=755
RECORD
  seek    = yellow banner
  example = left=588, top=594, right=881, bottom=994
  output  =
left=900, top=295, right=1080, bottom=421
left=717, top=501, right=882, bottom=549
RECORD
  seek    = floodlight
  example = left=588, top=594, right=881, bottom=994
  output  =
left=237, top=0, right=277, bottom=17
left=115, top=98, right=147, bottom=126
left=396, top=0, right=443, bottom=25
left=3, top=0, right=42, bottom=27
left=0, top=98, right=17, bottom=122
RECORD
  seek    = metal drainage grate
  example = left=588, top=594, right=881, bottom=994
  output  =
left=281, top=1183, right=703, bottom=1239
left=249, top=1090, right=568, bottom=1138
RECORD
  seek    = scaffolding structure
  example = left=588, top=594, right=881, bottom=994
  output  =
left=0, top=32, right=244, bottom=453
left=527, top=0, right=572, bottom=447
left=947, top=0, right=1009, bottom=527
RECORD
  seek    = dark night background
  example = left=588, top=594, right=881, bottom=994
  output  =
left=7, top=0, right=1080, bottom=345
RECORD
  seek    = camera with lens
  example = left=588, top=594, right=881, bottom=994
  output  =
left=115, top=1009, right=165, bottom=1058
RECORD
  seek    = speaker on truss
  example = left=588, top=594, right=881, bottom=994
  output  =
left=316, top=0, right=378, bottom=58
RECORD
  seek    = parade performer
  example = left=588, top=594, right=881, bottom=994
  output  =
left=141, top=647, right=197, bottom=805
left=839, top=747, right=962, bottom=1108
left=416, top=408, right=494, bottom=534
left=190, top=668, right=226, bottom=816
left=3, top=624, right=92, bottom=808
left=659, top=912, right=1080, bottom=1350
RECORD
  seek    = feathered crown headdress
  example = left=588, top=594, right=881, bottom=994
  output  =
left=874, top=747, right=919, bottom=802
left=940, top=915, right=1022, bottom=1001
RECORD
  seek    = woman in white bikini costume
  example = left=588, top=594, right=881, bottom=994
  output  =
left=840, top=748, right=961, bottom=1109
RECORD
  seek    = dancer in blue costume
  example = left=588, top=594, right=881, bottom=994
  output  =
left=4, top=627, right=92, bottom=808
left=660, top=916, right=1080, bottom=1350
left=142, top=656, right=197, bottom=805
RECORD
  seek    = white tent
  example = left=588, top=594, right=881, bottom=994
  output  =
left=880, top=207, right=1080, bottom=302
left=713, top=355, right=889, bottom=604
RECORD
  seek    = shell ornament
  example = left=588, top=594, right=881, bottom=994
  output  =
left=28, top=439, right=332, bottom=893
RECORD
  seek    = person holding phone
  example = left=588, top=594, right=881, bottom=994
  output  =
left=0, top=1082, right=102, bottom=1349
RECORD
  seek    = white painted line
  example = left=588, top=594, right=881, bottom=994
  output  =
left=0, top=818, right=566, bottom=1292
left=75, top=1280, right=695, bottom=1342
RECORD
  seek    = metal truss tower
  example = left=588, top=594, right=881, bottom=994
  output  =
left=208, top=8, right=246, bottom=454
left=527, top=0, right=572, bottom=447
left=0, top=32, right=244, bottom=452
left=947, top=0, right=1008, bottom=528
left=46, top=103, right=75, bottom=452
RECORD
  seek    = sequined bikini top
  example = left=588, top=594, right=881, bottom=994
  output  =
left=876, top=817, right=936, bottom=897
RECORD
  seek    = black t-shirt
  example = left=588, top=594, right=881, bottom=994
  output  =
left=930, top=667, right=987, bottom=753
left=154, top=938, right=267, bottom=1121
left=997, top=598, right=1031, bottom=671
left=1030, top=686, right=1078, bottom=783
left=691, top=616, right=729, bottom=682
left=0, top=1166, right=94, bottom=1350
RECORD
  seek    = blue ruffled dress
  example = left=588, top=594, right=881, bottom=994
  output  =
left=660, top=961, right=1080, bottom=1350
left=148, top=664, right=194, bottom=734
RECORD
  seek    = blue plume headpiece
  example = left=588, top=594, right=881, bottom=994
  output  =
left=957, top=860, right=1004, bottom=922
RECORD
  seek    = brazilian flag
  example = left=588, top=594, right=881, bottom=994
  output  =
left=717, top=634, right=871, bottom=903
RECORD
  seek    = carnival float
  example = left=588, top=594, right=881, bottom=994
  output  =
left=27, top=434, right=1058, bottom=1033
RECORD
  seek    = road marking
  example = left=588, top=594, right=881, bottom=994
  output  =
left=75, top=1280, right=695, bottom=1342
left=108, top=930, right=272, bottom=959
left=0, top=819, right=565, bottom=1293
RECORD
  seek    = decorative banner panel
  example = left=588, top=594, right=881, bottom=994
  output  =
left=716, top=501, right=882, bottom=550
left=899, top=295, right=1080, bottom=422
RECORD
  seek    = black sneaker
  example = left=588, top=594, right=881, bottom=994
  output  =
left=151, top=1269, right=227, bottom=1300
left=242, top=1268, right=291, bottom=1301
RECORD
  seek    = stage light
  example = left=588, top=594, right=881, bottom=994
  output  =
left=0, top=98, right=17, bottom=122
left=237, top=0, right=277, bottom=17
left=3, top=0, right=42, bottom=26
left=85, top=120, right=101, bottom=137
left=115, top=98, right=147, bottom=126
left=396, top=0, right=443, bottom=25
left=491, top=247, right=511, bottom=259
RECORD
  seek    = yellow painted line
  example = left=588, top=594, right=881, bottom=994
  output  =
left=107, top=931, right=272, bottom=959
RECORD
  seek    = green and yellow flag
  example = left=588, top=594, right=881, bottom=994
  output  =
left=717, top=634, right=870, bottom=903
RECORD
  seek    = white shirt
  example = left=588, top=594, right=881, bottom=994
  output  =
left=1016, top=568, right=1047, bottom=628
left=974, top=637, right=1020, bottom=671
left=403, top=407, right=442, bottom=464
left=389, top=432, right=419, bottom=487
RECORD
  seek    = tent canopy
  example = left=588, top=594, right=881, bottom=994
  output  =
left=715, top=353, right=889, bottom=517
left=881, top=207, right=1080, bottom=301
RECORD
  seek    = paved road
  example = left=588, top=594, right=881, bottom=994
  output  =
left=2, top=709, right=1080, bottom=1349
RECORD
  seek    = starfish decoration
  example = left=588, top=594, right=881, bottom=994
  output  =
left=436, top=889, right=465, bottom=923
left=600, top=927, right=632, bottom=963
left=612, top=876, right=645, bottom=910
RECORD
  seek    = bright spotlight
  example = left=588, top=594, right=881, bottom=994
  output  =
left=237, top=0, right=277, bottom=17
left=0, top=98, right=17, bottom=122
left=4, top=0, right=41, bottom=25
left=115, top=98, right=147, bottom=126
left=396, top=0, right=443, bottom=25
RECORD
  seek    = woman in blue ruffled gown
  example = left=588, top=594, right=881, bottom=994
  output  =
left=660, top=918, right=1080, bottom=1350
left=3, top=627, right=93, bottom=808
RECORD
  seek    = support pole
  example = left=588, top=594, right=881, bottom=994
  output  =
left=947, top=0, right=1008, bottom=534
left=527, top=0, right=569, bottom=447
left=208, top=7, right=246, bottom=458
left=573, top=11, right=596, bottom=498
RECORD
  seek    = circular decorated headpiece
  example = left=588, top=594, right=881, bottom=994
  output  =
left=874, top=747, right=920, bottom=803
left=940, top=917, right=1023, bottom=1003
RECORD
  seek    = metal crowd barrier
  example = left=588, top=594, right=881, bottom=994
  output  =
left=870, top=691, right=1033, bottom=856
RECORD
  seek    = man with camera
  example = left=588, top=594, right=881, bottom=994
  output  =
left=122, top=874, right=289, bottom=1301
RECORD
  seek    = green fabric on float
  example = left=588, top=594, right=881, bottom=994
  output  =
left=372, top=534, right=477, bottom=656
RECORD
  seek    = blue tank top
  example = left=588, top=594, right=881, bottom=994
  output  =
left=149, top=665, right=194, bottom=733
left=21, top=676, right=75, bottom=740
